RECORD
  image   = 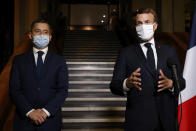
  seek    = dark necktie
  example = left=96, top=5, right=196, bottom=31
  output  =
left=144, top=43, right=155, bottom=70
left=36, top=51, right=44, bottom=78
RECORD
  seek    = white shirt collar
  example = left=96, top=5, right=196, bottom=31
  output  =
left=140, top=38, right=155, bottom=48
left=33, top=47, right=48, bottom=55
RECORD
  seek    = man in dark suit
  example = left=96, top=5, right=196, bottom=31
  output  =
left=110, top=8, right=185, bottom=131
left=9, top=19, right=68, bottom=131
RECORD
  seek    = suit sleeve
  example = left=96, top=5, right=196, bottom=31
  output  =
left=110, top=49, right=126, bottom=96
left=44, top=58, right=68, bottom=116
left=9, top=57, right=33, bottom=116
left=170, top=47, right=186, bottom=92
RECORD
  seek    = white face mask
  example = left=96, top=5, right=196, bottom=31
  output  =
left=33, top=35, right=50, bottom=48
left=136, top=24, right=154, bottom=41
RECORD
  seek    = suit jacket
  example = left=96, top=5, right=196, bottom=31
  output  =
left=9, top=50, right=68, bottom=131
left=110, top=42, right=185, bottom=131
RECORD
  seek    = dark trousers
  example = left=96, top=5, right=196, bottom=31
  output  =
left=154, top=119, right=164, bottom=131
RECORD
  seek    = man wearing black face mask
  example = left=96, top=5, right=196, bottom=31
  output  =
left=110, top=8, right=185, bottom=131
left=9, top=19, right=68, bottom=131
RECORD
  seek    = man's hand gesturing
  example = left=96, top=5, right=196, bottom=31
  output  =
left=126, top=67, right=142, bottom=91
left=157, top=69, right=173, bottom=92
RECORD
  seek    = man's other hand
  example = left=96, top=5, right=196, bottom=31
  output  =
left=157, top=69, right=173, bottom=92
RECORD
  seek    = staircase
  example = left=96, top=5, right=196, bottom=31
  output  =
left=62, top=30, right=126, bottom=131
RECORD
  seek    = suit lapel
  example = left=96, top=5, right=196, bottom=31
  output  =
left=156, top=42, right=164, bottom=71
left=134, top=43, right=146, bottom=64
left=134, top=43, right=156, bottom=77
left=27, top=51, right=38, bottom=82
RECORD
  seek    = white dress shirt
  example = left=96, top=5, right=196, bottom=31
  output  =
left=26, top=47, right=51, bottom=117
left=33, top=47, right=48, bottom=65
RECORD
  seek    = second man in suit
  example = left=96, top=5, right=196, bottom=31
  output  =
left=10, top=19, right=68, bottom=131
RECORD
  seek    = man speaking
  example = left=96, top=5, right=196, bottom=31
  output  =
left=110, top=8, right=185, bottom=131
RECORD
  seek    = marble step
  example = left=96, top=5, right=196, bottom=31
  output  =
left=61, top=128, right=123, bottom=131
left=68, top=70, right=113, bottom=74
left=65, top=59, right=116, bottom=62
left=64, top=53, right=118, bottom=56
left=62, top=117, right=124, bottom=123
left=62, top=107, right=125, bottom=112
left=67, top=92, right=121, bottom=98
left=62, top=122, right=124, bottom=129
left=68, top=84, right=111, bottom=89
left=62, top=101, right=126, bottom=107
left=64, top=50, right=119, bottom=53
left=65, top=97, right=127, bottom=102
left=63, top=47, right=120, bottom=50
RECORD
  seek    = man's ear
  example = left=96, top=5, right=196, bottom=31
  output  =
left=153, top=22, right=158, bottom=31
left=28, top=32, right=33, bottom=40
left=49, top=35, right=52, bottom=41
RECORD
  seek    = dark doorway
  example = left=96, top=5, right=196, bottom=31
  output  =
left=59, top=0, right=119, bottom=31
left=0, top=0, right=14, bottom=73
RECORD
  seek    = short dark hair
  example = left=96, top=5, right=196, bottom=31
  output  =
left=132, top=8, right=158, bottom=25
left=30, top=19, right=52, bottom=33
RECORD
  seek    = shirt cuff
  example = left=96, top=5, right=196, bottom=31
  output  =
left=123, top=78, right=130, bottom=95
left=26, top=109, right=35, bottom=117
left=42, top=108, right=51, bottom=117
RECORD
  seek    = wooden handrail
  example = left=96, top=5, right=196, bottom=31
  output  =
left=0, top=33, right=32, bottom=131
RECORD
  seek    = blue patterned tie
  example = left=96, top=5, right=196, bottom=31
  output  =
left=144, top=43, right=155, bottom=70
left=36, top=51, right=44, bottom=78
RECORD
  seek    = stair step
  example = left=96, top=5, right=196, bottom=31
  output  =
left=69, top=81, right=110, bottom=84
left=68, top=89, right=110, bottom=92
left=62, top=111, right=124, bottom=119
left=63, top=101, right=126, bottom=107
left=64, top=43, right=120, bottom=45
left=68, top=67, right=113, bottom=71
left=65, top=97, right=127, bottom=102
left=63, top=47, right=120, bottom=50
left=62, top=107, right=125, bottom=112
left=64, top=39, right=120, bottom=42
left=61, top=128, right=123, bottom=131
left=67, top=92, right=120, bottom=98
left=64, top=50, right=118, bottom=53
left=68, top=65, right=114, bottom=68
left=64, top=44, right=120, bottom=46
left=69, top=84, right=110, bottom=89
left=69, top=74, right=112, bottom=77
left=67, top=62, right=115, bottom=64
left=64, top=53, right=118, bottom=56
left=66, top=59, right=116, bottom=62
left=69, top=77, right=112, bottom=81
left=65, top=56, right=117, bottom=59
left=68, top=70, right=113, bottom=75
left=62, top=117, right=124, bottom=123
left=62, top=122, right=124, bottom=129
